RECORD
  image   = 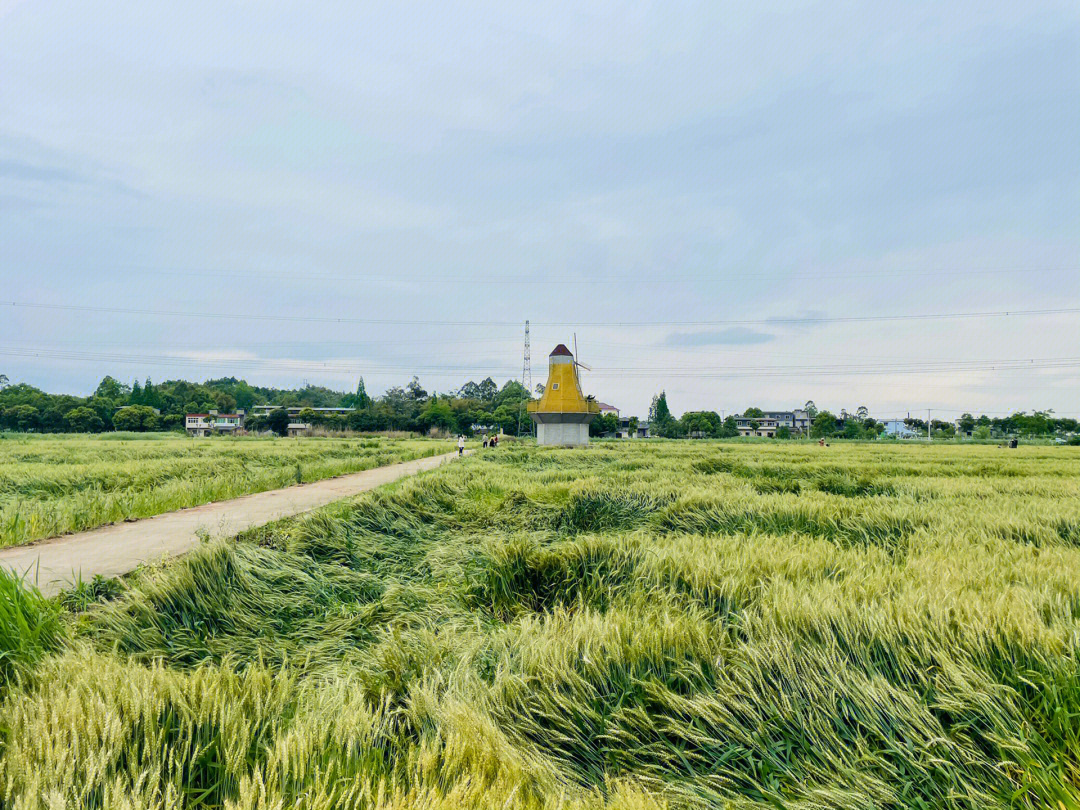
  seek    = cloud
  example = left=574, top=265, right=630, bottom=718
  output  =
left=0, top=158, right=83, bottom=184
left=664, top=328, right=775, bottom=346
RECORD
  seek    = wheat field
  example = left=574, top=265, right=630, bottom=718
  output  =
left=0, top=433, right=453, bottom=548
left=2, top=441, right=1079, bottom=809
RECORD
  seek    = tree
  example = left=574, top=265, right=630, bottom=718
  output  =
left=776, top=425, right=792, bottom=439
left=212, top=392, right=237, bottom=412
left=64, top=406, right=104, bottom=433
left=130, top=379, right=143, bottom=405
left=628, top=416, right=639, bottom=437
left=804, top=400, right=818, bottom=418
left=94, top=376, right=128, bottom=402
left=494, top=380, right=530, bottom=408
left=112, top=405, right=158, bottom=432
left=477, top=378, right=498, bottom=402
left=842, top=419, right=862, bottom=439
left=143, top=378, right=160, bottom=409
left=743, top=407, right=765, bottom=418
left=974, top=425, right=992, bottom=440
left=6, top=404, right=39, bottom=431
left=406, top=376, right=428, bottom=401
left=0, top=373, right=10, bottom=390
left=491, top=403, right=519, bottom=435
left=420, top=398, right=457, bottom=433
left=679, top=411, right=723, bottom=438
left=158, top=413, right=183, bottom=432
left=856, top=405, right=869, bottom=420
left=649, top=392, right=676, bottom=437
left=267, top=408, right=290, bottom=436
left=590, top=412, right=619, bottom=437
left=458, top=381, right=482, bottom=400
left=719, top=416, right=739, bottom=438
left=811, top=411, right=838, bottom=438
left=355, top=377, right=371, bottom=409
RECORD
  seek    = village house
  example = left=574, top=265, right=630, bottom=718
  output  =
left=734, top=409, right=811, bottom=437
left=185, top=410, right=246, bottom=437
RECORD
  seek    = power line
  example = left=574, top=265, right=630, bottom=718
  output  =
left=6, top=300, right=1080, bottom=328
left=14, top=262, right=1076, bottom=286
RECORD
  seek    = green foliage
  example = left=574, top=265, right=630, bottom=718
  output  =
left=590, top=412, right=619, bottom=437
left=811, top=411, right=838, bottom=438
left=0, top=569, right=64, bottom=687
left=63, top=406, right=104, bottom=433
left=648, top=392, right=678, bottom=437
left=2, top=443, right=1079, bottom=808
left=111, top=405, right=158, bottom=432
left=267, top=408, right=290, bottom=436
left=57, top=573, right=125, bottom=613
left=743, top=406, right=765, bottom=418
left=678, top=410, right=724, bottom=437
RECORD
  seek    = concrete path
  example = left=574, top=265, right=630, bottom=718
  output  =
left=0, top=450, right=463, bottom=597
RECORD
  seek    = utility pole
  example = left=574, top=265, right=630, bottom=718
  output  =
left=517, top=320, right=532, bottom=437
left=927, top=408, right=931, bottom=442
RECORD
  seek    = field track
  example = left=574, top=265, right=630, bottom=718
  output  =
left=0, top=450, right=463, bottom=597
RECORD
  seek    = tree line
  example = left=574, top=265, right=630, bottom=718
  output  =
left=641, top=391, right=1078, bottom=440
left=1, top=372, right=1075, bottom=440
left=0, top=373, right=534, bottom=436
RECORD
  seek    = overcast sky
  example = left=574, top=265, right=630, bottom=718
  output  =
left=2, top=1, right=1078, bottom=419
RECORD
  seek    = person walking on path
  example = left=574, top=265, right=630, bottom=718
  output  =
left=458, top=435, right=466, bottom=456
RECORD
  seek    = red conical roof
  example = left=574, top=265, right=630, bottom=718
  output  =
left=550, top=344, right=573, bottom=357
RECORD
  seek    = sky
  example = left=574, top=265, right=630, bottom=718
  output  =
left=1, top=1, right=1078, bottom=420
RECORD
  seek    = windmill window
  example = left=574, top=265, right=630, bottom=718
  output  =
left=552, top=383, right=559, bottom=390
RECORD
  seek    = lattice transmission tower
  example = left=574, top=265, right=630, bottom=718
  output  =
left=517, top=320, right=532, bottom=436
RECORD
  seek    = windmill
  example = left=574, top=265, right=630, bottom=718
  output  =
left=527, top=339, right=600, bottom=446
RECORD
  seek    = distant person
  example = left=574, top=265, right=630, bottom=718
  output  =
left=458, top=435, right=465, bottom=456
left=482, top=436, right=489, bottom=448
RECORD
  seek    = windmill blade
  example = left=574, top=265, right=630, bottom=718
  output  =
left=572, top=333, right=591, bottom=370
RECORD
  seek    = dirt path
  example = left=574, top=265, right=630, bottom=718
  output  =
left=0, top=450, right=464, bottom=597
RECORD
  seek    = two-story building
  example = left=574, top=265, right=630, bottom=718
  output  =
left=185, top=410, right=246, bottom=437
left=734, top=409, right=810, bottom=437
left=596, top=402, right=620, bottom=419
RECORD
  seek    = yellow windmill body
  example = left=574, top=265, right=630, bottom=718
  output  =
left=527, top=344, right=599, bottom=446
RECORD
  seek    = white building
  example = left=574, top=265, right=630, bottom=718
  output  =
left=882, top=419, right=918, bottom=438
left=734, top=409, right=810, bottom=437
left=186, top=410, right=245, bottom=437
